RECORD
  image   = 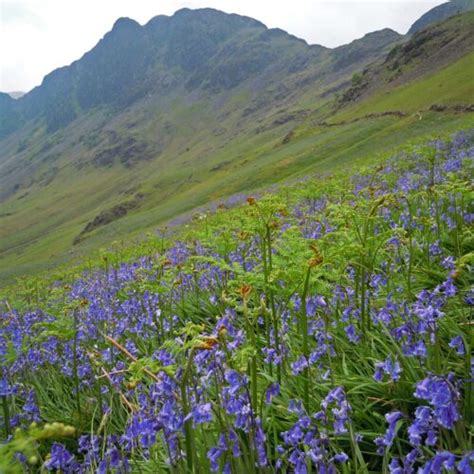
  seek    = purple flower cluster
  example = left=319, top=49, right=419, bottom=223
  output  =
left=1, top=130, right=473, bottom=472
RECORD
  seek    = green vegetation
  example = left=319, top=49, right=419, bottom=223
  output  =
left=1, top=129, right=472, bottom=472
left=1, top=4, right=473, bottom=473
left=1, top=8, right=473, bottom=287
left=334, top=52, right=474, bottom=120
left=1, top=109, right=472, bottom=285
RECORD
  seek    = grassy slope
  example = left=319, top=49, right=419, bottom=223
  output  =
left=333, top=51, right=474, bottom=120
left=1, top=47, right=473, bottom=285
left=1, top=111, right=471, bottom=286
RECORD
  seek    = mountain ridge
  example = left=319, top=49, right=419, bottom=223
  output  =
left=409, top=0, right=474, bottom=33
left=1, top=7, right=406, bottom=139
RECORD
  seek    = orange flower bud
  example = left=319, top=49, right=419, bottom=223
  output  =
left=195, top=336, right=219, bottom=350
left=308, top=256, right=322, bottom=267
left=239, top=284, right=253, bottom=300
left=246, top=197, right=257, bottom=206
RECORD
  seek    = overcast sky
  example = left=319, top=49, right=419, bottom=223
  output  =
left=1, top=0, right=447, bottom=92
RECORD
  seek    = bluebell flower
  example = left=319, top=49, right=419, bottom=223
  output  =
left=414, top=375, right=460, bottom=429
left=464, top=289, right=474, bottom=306
left=441, top=256, right=455, bottom=270
left=288, top=399, right=304, bottom=416
left=291, top=355, right=308, bottom=375
left=265, top=382, right=280, bottom=404
left=333, top=452, right=349, bottom=463
left=458, top=451, right=474, bottom=474
left=429, top=241, right=442, bottom=257
left=22, top=389, right=41, bottom=423
left=419, top=451, right=456, bottom=473
left=389, top=458, right=403, bottom=474
left=153, top=349, right=175, bottom=366
left=375, top=411, right=403, bottom=455
left=159, top=400, right=184, bottom=433
left=255, top=418, right=268, bottom=467
left=207, top=446, right=223, bottom=472
left=345, top=324, right=360, bottom=343
left=374, top=357, right=402, bottom=382
left=449, top=336, right=465, bottom=356
left=408, top=406, right=436, bottom=447
left=192, top=402, right=213, bottom=425
left=0, top=378, right=12, bottom=397
left=44, top=443, right=78, bottom=472
left=402, top=340, right=427, bottom=358
left=224, top=369, right=247, bottom=395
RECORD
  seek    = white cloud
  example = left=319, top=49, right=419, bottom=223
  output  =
left=0, top=0, right=446, bottom=91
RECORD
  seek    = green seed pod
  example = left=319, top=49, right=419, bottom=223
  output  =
left=64, top=426, right=76, bottom=436
left=43, top=423, right=53, bottom=436
left=51, top=422, right=63, bottom=433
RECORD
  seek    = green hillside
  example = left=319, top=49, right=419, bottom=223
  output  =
left=1, top=108, right=471, bottom=285
left=334, top=51, right=474, bottom=121
left=0, top=8, right=473, bottom=286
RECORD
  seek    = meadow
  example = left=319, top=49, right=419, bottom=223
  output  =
left=1, top=129, right=473, bottom=473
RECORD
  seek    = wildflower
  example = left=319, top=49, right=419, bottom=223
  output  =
left=22, top=390, right=41, bottom=423
left=192, top=403, right=213, bottom=425
left=255, top=419, right=268, bottom=466
left=373, top=357, right=402, bottom=382
left=402, top=340, right=427, bottom=358
left=375, top=411, right=403, bottom=455
left=449, top=336, right=465, bottom=356
left=345, top=323, right=361, bottom=343
left=333, top=452, right=349, bottom=463
left=208, top=446, right=224, bottom=472
left=464, top=289, right=474, bottom=306
left=0, top=378, right=12, bottom=397
left=288, top=399, right=304, bottom=416
left=265, top=383, right=280, bottom=404
left=224, top=370, right=246, bottom=396
left=414, top=375, right=460, bottom=429
left=458, top=451, right=474, bottom=473
left=158, top=400, right=184, bottom=433
left=441, top=256, right=455, bottom=270
left=291, top=355, right=308, bottom=375
left=319, top=386, right=351, bottom=435
left=389, top=458, right=403, bottom=474
left=44, top=443, right=78, bottom=472
left=419, top=451, right=456, bottom=473
left=407, top=406, right=437, bottom=447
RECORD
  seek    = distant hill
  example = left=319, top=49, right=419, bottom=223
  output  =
left=0, top=6, right=473, bottom=284
left=408, top=0, right=474, bottom=34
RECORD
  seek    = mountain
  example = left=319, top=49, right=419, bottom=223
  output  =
left=0, top=93, right=24, bottom=137
left=338, top=12, right=474, bottom=107
left=0, top=7, right=473, bottom=284
left=408, top=0, right=474, bottom=34
left=332, top=29, right=402, bottom=70
left=0, top=9, right=319, bottom=138
left=0, top=7, right=406, bottom=141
